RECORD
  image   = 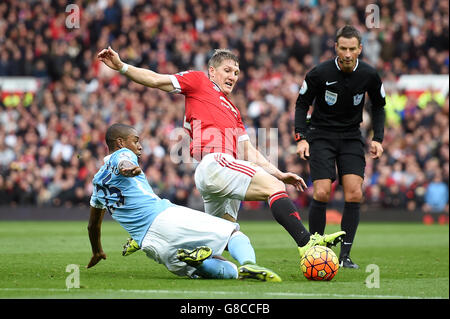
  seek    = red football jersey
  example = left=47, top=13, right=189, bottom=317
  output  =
left=170, top=71, right=249, bottom=160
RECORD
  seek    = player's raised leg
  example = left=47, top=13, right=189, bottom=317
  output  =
left=245, top=171, right=311, bottom=247
left=245, top=171, right=345, bottom=258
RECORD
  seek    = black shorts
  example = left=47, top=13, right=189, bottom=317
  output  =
left=308, top=135, right=365, bottom=184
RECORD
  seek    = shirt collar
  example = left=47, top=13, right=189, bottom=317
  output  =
left=103, top=154, right=112, bottom=163
left=335, top=57, right=359, bottom=72
left=211, top=80, right=223, bottom=93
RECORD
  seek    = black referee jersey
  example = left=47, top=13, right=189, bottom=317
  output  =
left=295, top=57, right=386, bottom=142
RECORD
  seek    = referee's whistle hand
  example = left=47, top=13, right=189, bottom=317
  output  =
left=296, top=141, right=310, bottom=161
left=370, top=141, right=383, bottom=159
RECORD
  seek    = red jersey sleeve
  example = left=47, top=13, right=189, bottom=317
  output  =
left=169, top=71, right=207, bottom=95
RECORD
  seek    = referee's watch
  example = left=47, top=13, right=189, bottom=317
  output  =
left=294, top=132, right=306, bottom=142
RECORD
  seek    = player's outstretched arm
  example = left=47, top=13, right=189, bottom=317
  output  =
left=87, top=206, right=107, bottom=268
left=97, top=46, right=175, bottom=92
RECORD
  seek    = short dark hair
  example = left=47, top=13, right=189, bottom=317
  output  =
left=207, top=49, right=239, bottom=70
left=105, top=123, right=135, bottom=150
left=336, top=25, right=361, bottom=45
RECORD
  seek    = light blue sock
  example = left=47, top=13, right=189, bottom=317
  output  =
left=194, top=258, right=238, bottom=279
left=227, top=232, right=256, bottom=265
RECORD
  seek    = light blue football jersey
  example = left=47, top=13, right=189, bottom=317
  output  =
left=90, top=148, right=174, bottom=246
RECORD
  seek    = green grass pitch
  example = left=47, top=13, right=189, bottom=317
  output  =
left=0, top=220, right=448, bottom=299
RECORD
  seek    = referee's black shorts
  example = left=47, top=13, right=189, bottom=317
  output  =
left=308, top=133, right=365, bottom=184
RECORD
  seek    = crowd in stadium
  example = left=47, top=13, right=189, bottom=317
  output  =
left=0, top=0, right=448, bottom=219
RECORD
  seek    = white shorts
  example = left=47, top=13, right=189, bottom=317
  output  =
left=141, top=205, right=239, bottom=278
left=194, top=153, right=263, bottom=219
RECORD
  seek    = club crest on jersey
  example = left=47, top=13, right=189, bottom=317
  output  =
left=353, top=93, right=364, bottom=106
left=325, top=90, right=338, bottom=106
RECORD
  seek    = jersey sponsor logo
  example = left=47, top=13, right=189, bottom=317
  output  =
left=299, top=81, right=308, bottom=94
left=325, top=90, right=338, bottom=105
left=325, top=80, right=338, bottom=85
left=353, top=93, right=364, bottom=106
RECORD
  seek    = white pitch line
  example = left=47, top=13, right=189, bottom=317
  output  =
left=0, top=288, right=443, bottom=299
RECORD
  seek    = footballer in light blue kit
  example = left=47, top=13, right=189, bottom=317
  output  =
left=90, top=147, right=173, bottom=247
left=86, top=123, right=282, bottom=282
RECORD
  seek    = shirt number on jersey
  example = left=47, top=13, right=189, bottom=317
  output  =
left=96, top=172, right=125, bottom=215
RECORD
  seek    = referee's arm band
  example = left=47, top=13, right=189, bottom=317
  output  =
left=294, top=132, right=306, bottom=142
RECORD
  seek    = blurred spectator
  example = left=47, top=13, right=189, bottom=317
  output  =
left=0, top=0, right=448, bottom=216
left=422, top=171, right=449, bottom=224
left=423, top=173, right=449, bottom=214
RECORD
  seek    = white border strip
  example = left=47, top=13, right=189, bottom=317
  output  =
left=0, top=288, right=444, bottom=299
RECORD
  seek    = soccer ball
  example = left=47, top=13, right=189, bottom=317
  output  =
left=300, top=246, right=339, bottom=281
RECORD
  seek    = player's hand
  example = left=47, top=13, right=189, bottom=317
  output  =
left=370, top=141, right=383, bottom=159
left=279, top=172, right=308, bottom=192
left=97, top=46, right=123, bottom=71
left=87, top=251, right=107, bottom=268
left=296, top=140, right=310, bottom=160
left=119, top=166, right=142, bottom=177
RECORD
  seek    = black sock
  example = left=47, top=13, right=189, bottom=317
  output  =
left=340, top=202, right=360, bottom=258
left=308, top=199, right=328, bottom=235
left=268, top=191, right=311, bottom=247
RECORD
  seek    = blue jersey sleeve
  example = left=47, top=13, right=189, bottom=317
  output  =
left=114, top=148, right=139, bottom=168
left=90, top=194, right=105, bottom=209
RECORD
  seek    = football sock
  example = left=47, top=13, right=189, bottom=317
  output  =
left=227, top=231, right=256, bottom=265
left=268, top=191, right=311, bottom=247
left=308, top=199, right=328, bottom=235
left=195, top=258, right=238, bottom=279
left=340, top=202, right=360, bottom=258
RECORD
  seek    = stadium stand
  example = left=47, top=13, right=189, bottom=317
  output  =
left=0, top=0, right=448, bottom=220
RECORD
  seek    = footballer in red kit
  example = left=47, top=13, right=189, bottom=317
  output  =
left=169, top=70, right=249, bottom=161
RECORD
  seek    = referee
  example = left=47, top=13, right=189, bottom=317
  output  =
left=294, top=25, right=386, bottom=268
